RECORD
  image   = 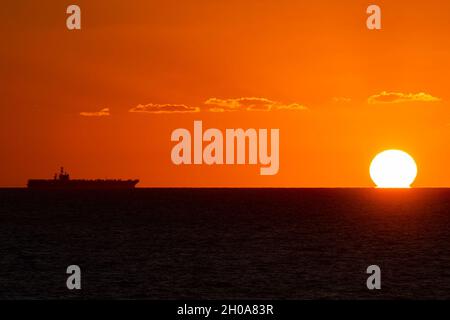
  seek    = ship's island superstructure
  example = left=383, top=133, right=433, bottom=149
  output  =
left=27, top=167, right=139, bottom=189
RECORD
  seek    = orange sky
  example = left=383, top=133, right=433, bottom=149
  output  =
left=1, top=0, right=449, bottom=187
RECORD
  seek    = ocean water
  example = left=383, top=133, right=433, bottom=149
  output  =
left=0, top=188, right=449, bottom=299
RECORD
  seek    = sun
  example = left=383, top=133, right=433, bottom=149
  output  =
left=370, top=150, right=418, bottom=188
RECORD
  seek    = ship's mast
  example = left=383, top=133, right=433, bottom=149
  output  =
left=58, top=167, right=70, bottom=181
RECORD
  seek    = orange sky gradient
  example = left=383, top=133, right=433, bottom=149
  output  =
left=1, top=0, right=449, bottom=187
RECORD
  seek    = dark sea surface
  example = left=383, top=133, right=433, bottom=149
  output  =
left=0, top=188, right=449, bottom=299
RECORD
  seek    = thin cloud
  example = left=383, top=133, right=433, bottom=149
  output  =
left=368, top=91, right=442, bottom=104
left=332, top=97, right=352, bottom=104
left=129, top=104, right=200, bottom=114
left=204, top=97, right=308, bottom=112
left=80, top=108, right=110, bottom=117
left=275, top=103, right=309, bottom=111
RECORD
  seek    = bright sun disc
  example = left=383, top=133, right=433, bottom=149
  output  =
left=370, top=150, right=417, bottom=188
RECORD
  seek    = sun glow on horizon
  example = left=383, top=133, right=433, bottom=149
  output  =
left=370, top=150, right=418, bottom=188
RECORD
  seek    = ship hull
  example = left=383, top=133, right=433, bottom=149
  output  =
left=27, top=179, right=139, bottom=190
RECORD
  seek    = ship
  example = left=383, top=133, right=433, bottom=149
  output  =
left=27, top=167, right=139, bottom=189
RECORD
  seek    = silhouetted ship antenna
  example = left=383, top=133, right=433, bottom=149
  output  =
left=27, top=167, right=139, bottom=189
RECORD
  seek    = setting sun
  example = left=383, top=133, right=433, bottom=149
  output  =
left=370, top=150, right=418, bottom=188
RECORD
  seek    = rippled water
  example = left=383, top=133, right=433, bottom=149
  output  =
left=0, top=188, right=449, bottom=299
